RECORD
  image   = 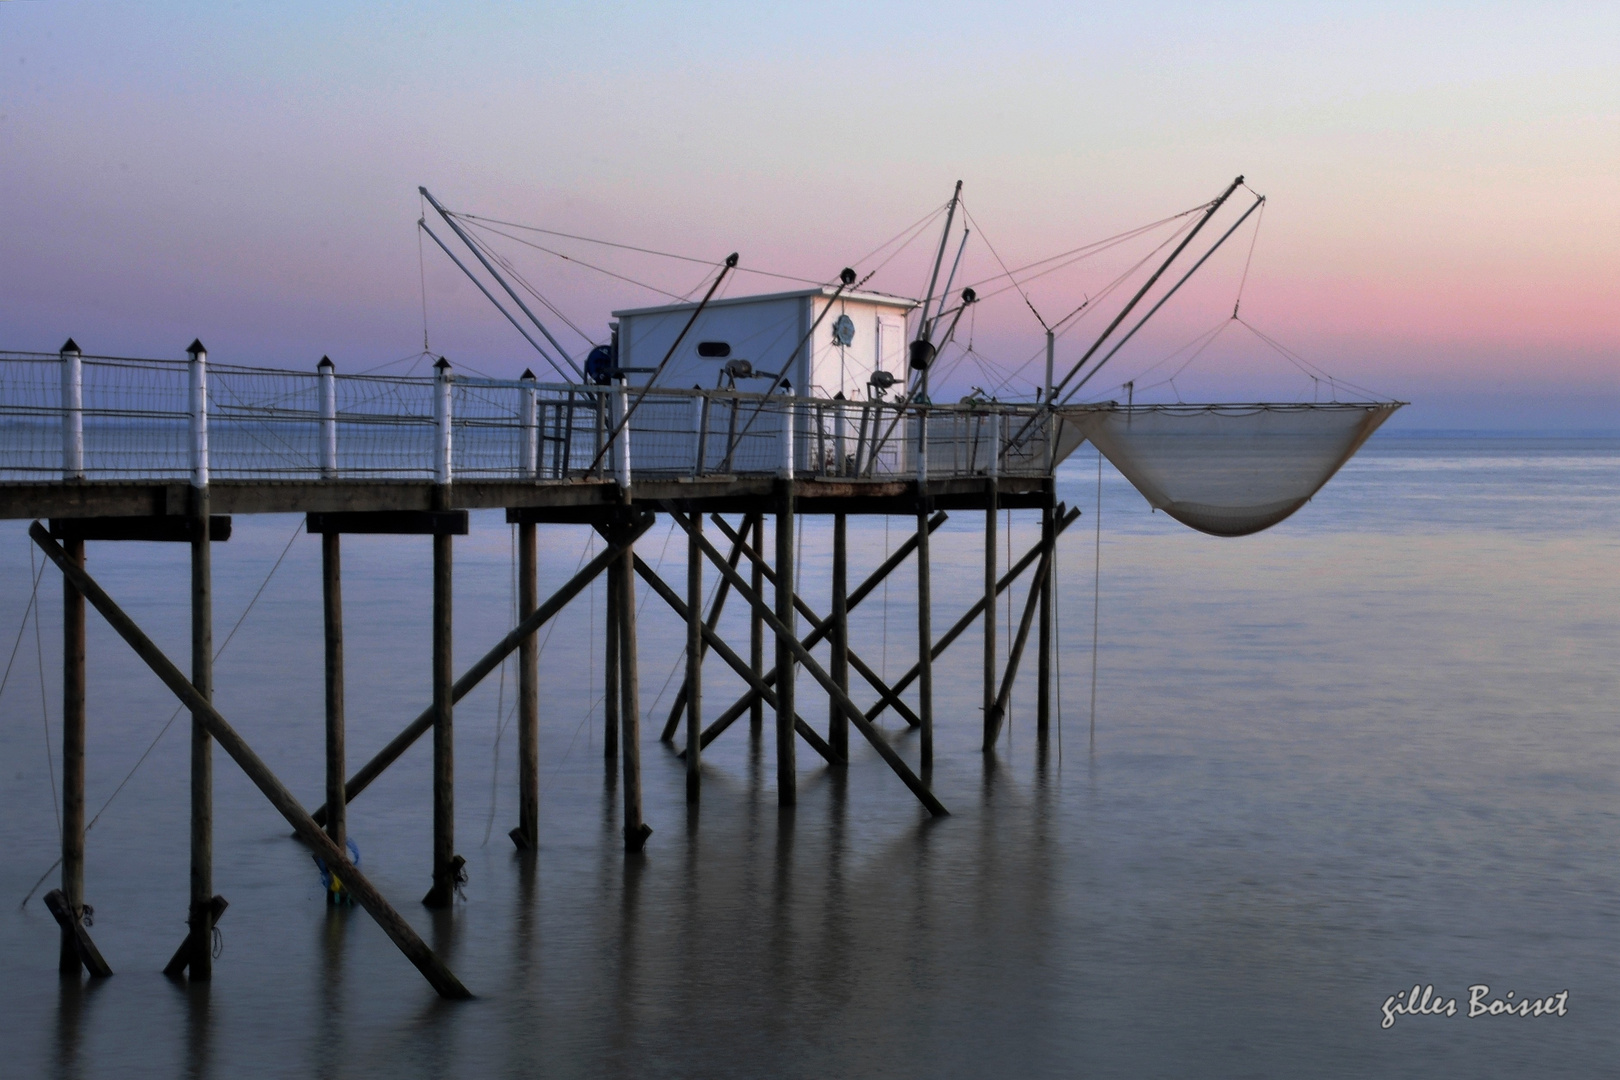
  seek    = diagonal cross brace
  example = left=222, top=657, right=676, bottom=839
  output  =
left=708, top=514, right=924, bottom=729
left=29, top=522, right=472, bottom=1000
left=627, top=553, right=839, bottom=764
left=695, top=511, right=949, bottom=750
left=311, top=512, right=655, bottom=825
left=666, top=509, right=948, bottom=817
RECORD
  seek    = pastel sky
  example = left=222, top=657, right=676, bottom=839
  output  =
left=3, top=2, right=1616, bottom=429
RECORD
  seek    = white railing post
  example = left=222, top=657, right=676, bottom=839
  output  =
left=520, top=368, right=538, bottom=479
left=691, top=394, right=706, bottom=477
left=833, top=396, right=847, bottom=477
left=612, top=380, right=632, bottom=488
left=187, top=339, right=208, bottom=488
left=779, top=397, right=795, bottom=480
left=60, top=338, right=83, bottom=480
left=433, top=356, right=453, bottom=486
left=317, top=355, right=337, bottom=479
left=915, top=406, right=927, bottom=485
left=987, top=411, right=1001, bottom=479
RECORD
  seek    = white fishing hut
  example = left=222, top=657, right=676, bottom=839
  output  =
left=613, top=287, right=919, bottom=399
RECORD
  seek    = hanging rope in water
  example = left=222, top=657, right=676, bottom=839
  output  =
left=16, top=518, right=304, bottom=910
left=2, top=554, right=57, bottom=842
left=29, top=543, right=61, bottom=841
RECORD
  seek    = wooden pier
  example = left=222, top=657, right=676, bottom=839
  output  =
left=4, top=342, right=1073, bottom=999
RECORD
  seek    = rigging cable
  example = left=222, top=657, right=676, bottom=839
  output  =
left=961, top=203, right=1047, bottom=333
left=418, top=193, right=432, bottom=353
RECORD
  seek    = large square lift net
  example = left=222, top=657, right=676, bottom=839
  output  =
left=1052, top=402, right=1402, bottom=537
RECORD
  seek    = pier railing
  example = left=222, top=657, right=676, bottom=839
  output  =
left=0, top=349, right=1056, bottom=485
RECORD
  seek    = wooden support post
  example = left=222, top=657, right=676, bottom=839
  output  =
left=60, top=537, right=87, bottom=976
left=513, top=521, right=539, bottom=850
left=749, top=515, right=765, bottom=735
left=660, top=515, right=752, bottom=743
left=309, top=516, right=652, bottom=825
left=917, top=502, right=934, bottom=770
left=614, top=528, right=651, bottom=851
left=829, top=514, right=849, bottom=763
left=685, top=510, right=703, bottom=802
left=690, top=511, right=949, bottom=752
left=322, top=533, right=345, bottom=851
left=188, top=487, right=215, bottom=978
left=422, top=499, right=458, bottom=908
left=30, top=523, right=472, bottom=1000
left=1037, top=497, right=1054, bottom=740
left=775, top=483, right=796, bottom=806
left=983, top=479, right=998, bottom=751
left=603, top=543, right=621, bottom=763
left=666, top=509, right=947, bottom=817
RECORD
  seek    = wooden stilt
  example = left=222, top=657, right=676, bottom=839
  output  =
left=30, top=523, right=472, bottom=999
left=322, top=532, right=345, bottom=852
left=422, top=509, right=458, bottom=908
left=603, top=544, right=621, bottom=762
left=685, top=510, right=703, bottom=802
left=917, top=504, right=934, bottom=770
left=513, top=521, right=539, bottom=849
left=188, top=488, right=214, bottom=977
left=615, top=530, right=651, bottom=851
left=829, top=514, right=849, bottom=762
left=749, top=515, right=765, bottom=735
left=60, top=537, right=86, bottom=976
left=983, top=479, right=998, bottom=751
left=1037, top=497, right=1054, bottom=740
left=774, top=484, right=796, bottom=805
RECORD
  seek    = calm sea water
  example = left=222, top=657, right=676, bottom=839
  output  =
left=1, top=434, right=1616, bottom=1078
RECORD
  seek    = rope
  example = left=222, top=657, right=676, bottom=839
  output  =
left=31, top=543, right=61, bottom=841
left=451, top=212, right=827, bottom=287
left=1232, top=198, right=1265, bottom=318
left=0, top=557, right=45, bottom=707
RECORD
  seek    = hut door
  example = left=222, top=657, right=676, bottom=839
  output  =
left=876, top=316, right=904, bottom=378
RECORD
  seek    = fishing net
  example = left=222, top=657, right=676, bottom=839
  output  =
left=1058, top=402, right=1401, bottom=536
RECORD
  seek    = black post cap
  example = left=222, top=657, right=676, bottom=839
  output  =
left=725, top=252, right=739, bottom=268
left=520, top=368, right=535, bottom=380
left=839, top=267, right=856, bottom=286
left=60, top=338, right=80, bottom=355
left=187, top=339, right=207, bottom=356
left=317, top=355, right=334, bottom=369
left=433, top=356, right=451, bottom=371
